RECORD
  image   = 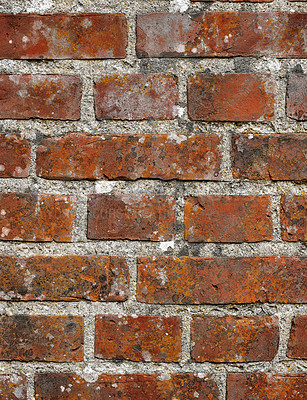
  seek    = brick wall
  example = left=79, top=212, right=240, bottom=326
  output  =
left=0, top=0, right=306, bottom=399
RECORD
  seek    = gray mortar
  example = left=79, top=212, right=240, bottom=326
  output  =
left=0, top=0, right=306, bottom=399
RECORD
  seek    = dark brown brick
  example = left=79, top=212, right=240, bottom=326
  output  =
left=35, top=373, right=219, bottom=400
left=281, top=195, right=307, bottom=241
left=227, top=373, right=307, bottom=400
left=184, top=195, right=273, bottom=243
left=0, top=75, right=81, bottom=120
left=88, top=194, right=175, bottom=241
left=136, top=12, right=306, bottom=58
left=0, top=374, right=27, bottom=400
left=188, top=74, right=275, bottom=121
left=137, top=257, right=306, bottom=304
left=232, top=134, right=307, bottom=181
left=36, top=132, right=222, bottom=181
left=0, top=315, right=83, bottom=362
left=191, top=315, right=279, bottom=362
left=287, top=316, right=307, bottom=359
left=0, top=193, right=76, bottom=242
left=94, top=74, right=178, bottom=120
left=0, top=133, right=30, bottom=177
left=95, top=315, right=181, bottom=362
left=0, top=255, right=129, bottom=301
left=286, top=74, right=307, bottom=121
left=0, top=14, right=126, bottom=59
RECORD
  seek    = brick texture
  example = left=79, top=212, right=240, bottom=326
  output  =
left=0, top=315, right=83, bottom=362
left=0, top=133, right=30, bottom=177
left=0, top=375, right=27, bottom=400
left=137, top=257, right=306, bottom=304
left=287, top=316, right=307, bottom=359
left=184, top=195, right=273, bottom=243
left=36, top=132, right=222, bottom=181
left=191, top=315, right=279, bottom=362
left=286, top=73, right=307, bottom=120
left=0, top=193, right=76, bottom=242
left=0, top=255, right=129, bottom=301
left=0, top=74, right=81, bottom=120
left=281, top=195, right=307, bottom=241
left=95, top=315, right=181, bottom=362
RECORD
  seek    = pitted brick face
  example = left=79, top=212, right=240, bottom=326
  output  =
left=0, top=375, right=27, bottom=400
left=281, top=195, right=307, bottom=241
left=286, top=74, right=307, bottom=121
left=287, top=316, right=307, bottom=359
left=0, top=133, right=30, bottom=177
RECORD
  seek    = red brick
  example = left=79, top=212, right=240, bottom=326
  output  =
left=37, top=132, right=222, bottom=181
left=188, top=74, right=275, bottom=121
left=0, top=133, right=30, bottom=177
left=35, top=373, right=219, bottom=400
left=191, top=315, right=279, bottom=363
left=137, top=257, right=306, bottom=304
left=287, top=316, right=307, bottom=359
left=95, top=315, right=181, bottom=362
left=281, top=195, right=307, bottom=241
left=88, top=194, right=175, bottom=241
left=232, top=134, right=307, bottom=181
left=94, top=74, right=178, bottom=120
left=0, top=255, right=129, bottom=301
left=0, top=14, right=126, bottom=59
left=227, top=373, right=307, bottom=400
left=0, top=75, right=81, bottom=120
left=184, top=195, right=272, bottom=243
left=0, top=192, right=76, bottom=242
left=0, top=315, right=83, bottom=362
left=191, top=0, right=272, bottom=1
left=286, top=74, right=307, bottom=121
left=0, top=375, right=27, bottom=400
left=136, top=12, right=306, bottom=58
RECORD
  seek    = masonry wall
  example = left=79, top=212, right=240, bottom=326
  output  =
left=0, top=0, right=306, bottom=399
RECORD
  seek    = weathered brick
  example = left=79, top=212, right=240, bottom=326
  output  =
left=0, top=315, right=83, bottom=362
left=35, top=373, right=219, bottom=400
left=232, top=134, right=307, bottom=181
left=0, top=255, right=129, bottom=301
left=191, top=0, right=272, bottom=1
left=287, top=316, right=307, bottom=359
left=281, top=195, right=307, bottom=241
left=188, top=74, right=275, bottom=121
left=184, top=195, right=272, bottom=242
left=0, top=75, right=81, bottom=120
left=136, top=12, right=306, bottom=58
left=88, top=194, right=175, bottom=241
left=286, top=73, right=307, bottom=121
left=0, top=192, right=76, bottom=242
left=137, top=257, right=306, bottom=304
left=0, top=133, right=30, bottom=177
left=191, top=315, right=279, bottom=362
left=36, top=132, right=222, bottom=181
left=94, top=74, right=178, bottom=120
left=227, top=373, right=307, bottom=399
left=95, top=315, right=181, bottom=362
left=0, top=14, right=126, bottom=59
left=0, top=374, right=27, bottom=400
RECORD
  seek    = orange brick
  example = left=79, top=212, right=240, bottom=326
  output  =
left=287, top=316, right=307, bottom=359
left=281, top=195, right=307, bottom=241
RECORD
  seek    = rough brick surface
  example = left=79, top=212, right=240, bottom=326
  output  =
left=36, top=132, right=222, bottom=181
left=227, top=373, right=307, bottom=399
left=0, top=255, right=129, bottom=301
left=34, top=373, right=219, bottom=400
left=191, top=315, right=279, bottom=362
left=281, top=195, right=307, bottom=241
left=137, top=257, right=306, bottom=304
left=0, top=192, right=76, bottom=242
left=286, top=74, right=307, bottom=120
left=188, top=74, right=275, bottom=121
left=136, top=12, right=306, bottom=58
left=0, top=14, right=127, bottom=59
left=0, top=133, right=30, bottom=177
left=287, top=316, right=307, bottom=359
left=95, top=315, right=181, bottom=362
left=0, top=315, right=83, bottom=362
left=88, top=194, right=175, bottom=241
left=0, top=375, right=27, bottom=400
left=94, top=74, right=178, bottom=120
left=184, top=195, right=272, bottom=243
left=232, top=134, right=307, bottom=181
left=0, top=74, right=81, bottom=120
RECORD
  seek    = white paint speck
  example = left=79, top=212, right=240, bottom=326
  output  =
left=60, top=386, right=65, bottom=392
left=175, top=44, right=185, bottom=53
left=160, top=240, right=175, bottom=252
left=194, top=392, right=199, bottom=398
left=22, top=36, right=29, bottom=43
left=248, top=134, right=254, bottom=139
left=142, top=350, right=152, bottom=361
left=1, top=227, right=10, bottom=237
left=170, top=0, right=189, bottom=13
left=0, top=210, right=6, bottom=216
left=0, top=165, right=5, bottom=171
left=9, top=40, right=12, bottom=44
left=168, top=132, right=187, bottom=144
left=80, top=366, right=99, bottom=383
left=158, top=373, right=171, bottom=381
left=192, top=47, right=198, bottom=54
